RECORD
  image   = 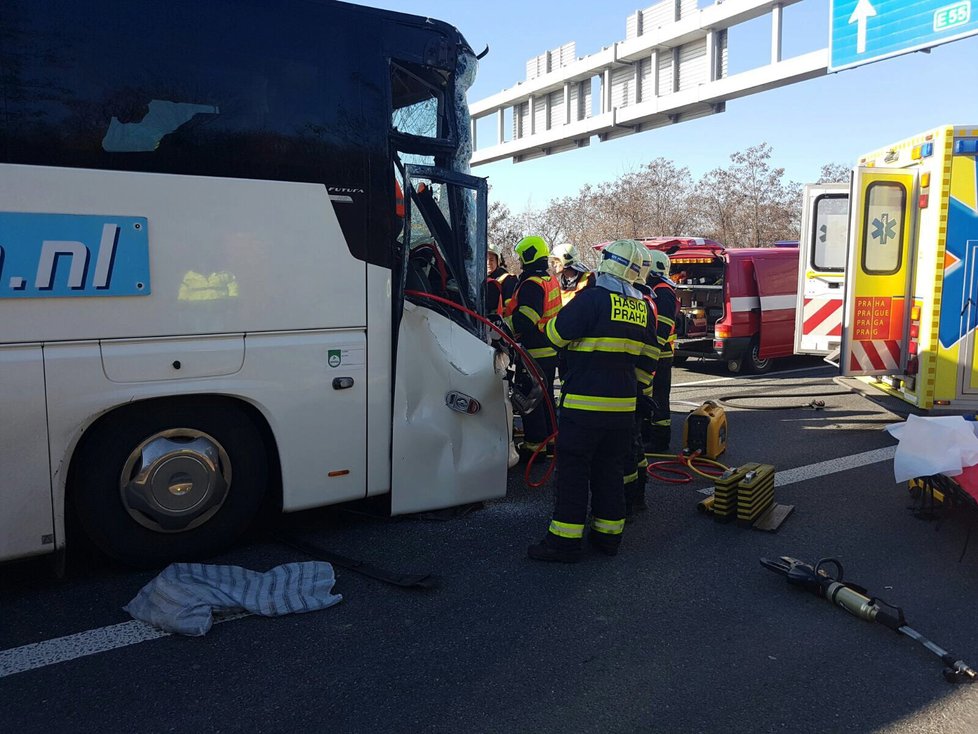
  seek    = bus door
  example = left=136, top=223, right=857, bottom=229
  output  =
left=0, top=346, right=54, bottom=560
left=391, top=164, right=507, bottom=514
left=841, top=168, right=917, bottom=376
left=795, top=183, right=849, bottom=356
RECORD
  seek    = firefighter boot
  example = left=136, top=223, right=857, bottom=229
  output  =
left=624, top=480, right=647, bottom=520
left=587, top=530, right=621, bottom=557
left=527, top=533, right=582, bottom=563
left=645, top=422, right=672, bottom=455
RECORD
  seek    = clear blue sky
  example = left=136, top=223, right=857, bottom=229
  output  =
left=361, top=0, right=978, bottom=212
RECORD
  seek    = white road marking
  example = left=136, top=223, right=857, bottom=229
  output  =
left=774, top=446, right=897, bottom=487
left=0, top=620, right=170, bottom=678
left=674, top=364, right=833, bottom=388
left=0, top=613, right=247, bottom=679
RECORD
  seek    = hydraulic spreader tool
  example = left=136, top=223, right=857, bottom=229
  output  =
left=761, top=556, right=976, bottom=684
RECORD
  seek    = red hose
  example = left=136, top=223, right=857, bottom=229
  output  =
left=646, top=450, right=728, bottom=484
left=403, top=290, right=558, bottom=487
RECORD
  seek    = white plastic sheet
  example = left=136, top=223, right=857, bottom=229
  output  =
left=885, top=414, right=978, bottom=482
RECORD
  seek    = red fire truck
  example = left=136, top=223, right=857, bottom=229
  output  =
left=635, top=238, right=799, bottom=373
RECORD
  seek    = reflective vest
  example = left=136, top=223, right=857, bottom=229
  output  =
left=496, top=271, right=515, bottom=312
left=505, top=273, right=562, bottom=360
left=486, top=277, right=504, bottom=315
left=560, top=270, right=595, bottom=306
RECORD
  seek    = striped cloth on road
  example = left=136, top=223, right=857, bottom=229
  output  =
left=124, top=562, right=342, bottom=636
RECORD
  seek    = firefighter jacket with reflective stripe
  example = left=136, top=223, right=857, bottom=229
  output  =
left=649, top=276, right=678, bottom=358
left=506, top=265, right=562, bottom=360
left=635, top=282, right=659, bottom=390
left=545, top=283, right=659, bottom=428
left=488, top=267, right=517, bottom=315
left=559, top=268, right=596, bottom=306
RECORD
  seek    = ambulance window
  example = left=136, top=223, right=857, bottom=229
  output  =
left=811, top=194, right=848, bottom=272
left=861, top=182, right=906, bottom=275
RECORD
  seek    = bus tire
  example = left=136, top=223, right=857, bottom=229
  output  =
left=71, top=398, right=268, bottom=568
left=746, top=339, right=773, bottom=374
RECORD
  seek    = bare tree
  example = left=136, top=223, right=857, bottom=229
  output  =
left=817, top=162, right=851, bottom=185
left=490, top=143, right=806, bottom=254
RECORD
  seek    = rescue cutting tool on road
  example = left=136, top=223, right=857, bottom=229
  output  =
left=761, top=555, right=976, bottom=683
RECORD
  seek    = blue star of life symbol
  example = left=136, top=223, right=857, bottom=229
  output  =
left=871, top=214, right=896, bottom=245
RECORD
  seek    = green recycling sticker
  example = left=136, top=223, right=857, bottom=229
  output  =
left=328, top=349, right=342, bottom=368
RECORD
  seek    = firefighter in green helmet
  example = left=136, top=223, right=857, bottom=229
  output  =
left=504, top=235, right=562, bottom=458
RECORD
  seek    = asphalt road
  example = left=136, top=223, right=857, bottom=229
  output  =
left=2, top=357, right=978, bottom=733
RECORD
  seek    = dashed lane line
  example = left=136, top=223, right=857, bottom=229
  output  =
left=0, top=613, right=247, bottom=679
left=775, top=446, right=897, bottom=487
left=674, top=364, right=834, bottom=388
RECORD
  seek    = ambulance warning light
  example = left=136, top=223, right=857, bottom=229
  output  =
left=921, top=142, right=934, bottom=158
left=954, top=140, right=978, bottom=154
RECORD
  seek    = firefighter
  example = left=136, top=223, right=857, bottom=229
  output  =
left=550, top=243, right=595, bottom=306
left=527, top=239, right=659, bottom=563
left=644, top=249, right=679, bottom=454
left=505, top=235, right=562, bottom=458
left=625, top=247, right=659, bottom=518
left=487, top=243, right=517, bottom=316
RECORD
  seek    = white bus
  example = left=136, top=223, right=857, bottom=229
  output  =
left=0, top=0, right=508, bottom=567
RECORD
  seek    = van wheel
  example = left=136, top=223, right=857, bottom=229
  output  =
left=71, top=399, right=268, bottom=568
left=747, top=340, right=773, bottom=374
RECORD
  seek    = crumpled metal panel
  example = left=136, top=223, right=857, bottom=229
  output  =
left=391, top=303, right=508, bottom=515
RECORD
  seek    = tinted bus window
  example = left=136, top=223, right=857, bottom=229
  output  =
left=811, top=194, right=849, bottom=272
left=861, top=182, right=906, bottom=275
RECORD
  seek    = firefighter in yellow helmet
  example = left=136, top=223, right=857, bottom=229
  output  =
left=505, top=236, right=562, bottom=457
left=625, top=246, right=660, bottom=518
left=528, top=239, right=659, bottom=562
left=643, top=249, right=679, bottom=456
left=550, top=242, right=595, bottom=306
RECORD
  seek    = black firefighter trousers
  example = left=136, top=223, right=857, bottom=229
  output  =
left=552, top=413, right=631, bottom=550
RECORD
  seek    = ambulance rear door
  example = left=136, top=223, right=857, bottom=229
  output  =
left=841, top=168, right=917, bottom=376
left=795, top=183, right=849, bottom=356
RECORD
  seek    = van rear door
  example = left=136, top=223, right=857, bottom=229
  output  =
left=841, top=168, right=917, bottom=376
left=754, top=254, right=799, bottom=360
left=795, top=183, right=849, bottom=356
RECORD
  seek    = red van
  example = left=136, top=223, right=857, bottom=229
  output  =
left=635, top=238, right=799, bottom=373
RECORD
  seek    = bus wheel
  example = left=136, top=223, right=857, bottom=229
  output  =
left=746, top=339, right=773, bottom=374
left=71, top=399, right=268, bottom=568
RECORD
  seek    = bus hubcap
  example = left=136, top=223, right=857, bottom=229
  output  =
left=120, top=429, right=231, bottom=532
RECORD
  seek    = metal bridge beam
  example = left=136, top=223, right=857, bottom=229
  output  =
left=470, top=0, right=825, bottom=166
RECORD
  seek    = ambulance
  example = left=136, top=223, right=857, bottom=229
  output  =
left=839, top=125, right=978, bottom=410
left=633, top=237, right=799, bottom=373
left=794, top=183, right=850, bottom=358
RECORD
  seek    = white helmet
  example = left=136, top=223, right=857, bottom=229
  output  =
left=551, top=243, right=579, bottom=267
left=597, top=239, right=645, bottom=282
left=648, top=249, right=671, bottom=277
left=635, top=247, right=653, bottom=284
